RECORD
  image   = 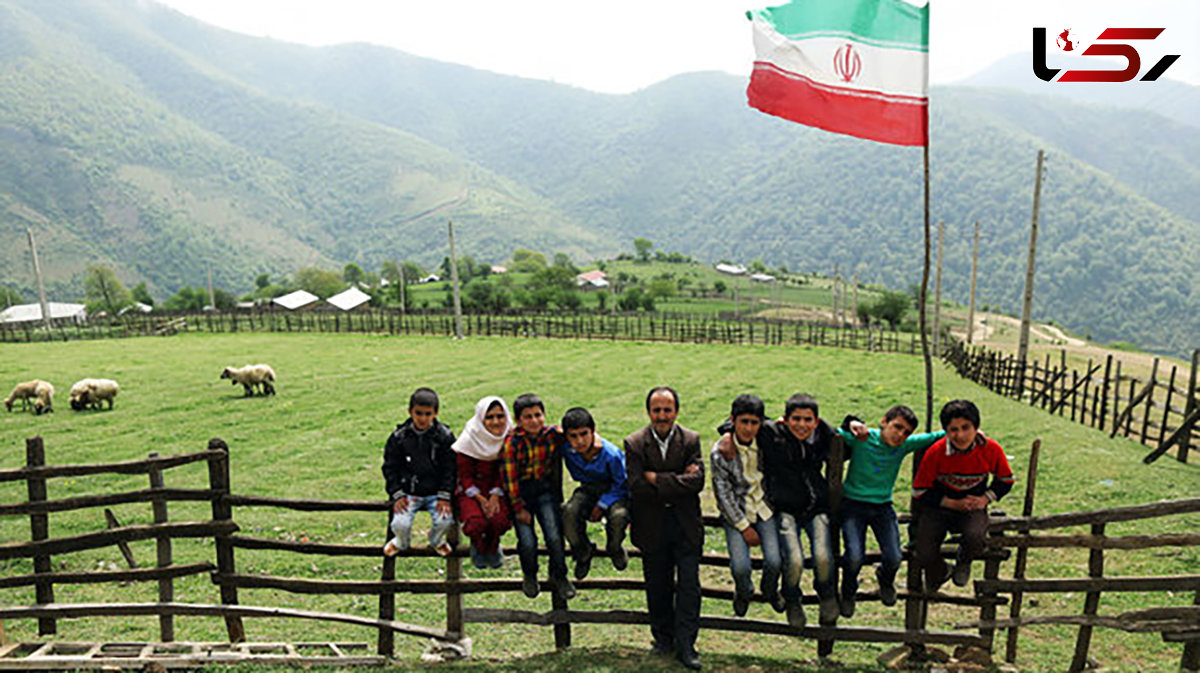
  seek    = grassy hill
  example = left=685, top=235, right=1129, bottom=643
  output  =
left=1, top=333, right=1196, bottom=670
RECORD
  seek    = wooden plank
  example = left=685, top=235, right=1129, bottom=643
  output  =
left=980, top=575, right=1200, bottom=594
left=1069, top=523, right=1105, bottom=673
left=0, top=521, right=237, bottom=561
left=1184, top=590, right=1200, bottom=671
left=989, top=498, right=1200, bottom=532
left=1006, top=438, right=1041, bottom=663
left=1140, top=359, right=1160, bottom=445
left=0, top=488, right=219, bottom=516
left=148, top=453, right=174, bottom=642
left=25, top=437, right=54, bottom=636
left=206, top=439, right=244, bottom=643
left=1181, top=350, right=1199, bottom=463
left=997, top=532, right=1200, bottom=550
left=963, top=606, right=1200, bottom=632
left=1159, top=365, right=1178, bottom=447
left=0, top=563, right=214, bottom=589
left=0, top=451, right=216, bottom=483
left=1110, top=378, right=1153, bottom=439
left=1048, top=364, right=1102, bottom=415
left=103, top=509, right=138, bottom=569
left=1143, top=408, right=1200, bottom=465
left=225, top=494, right=389, bottom=512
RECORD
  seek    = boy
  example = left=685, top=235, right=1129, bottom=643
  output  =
left=912, top=399, right=1013, bottom=592
left=500, top=393, right=576, bottom=601
left=836, top=405, right=944, bottom=617
left=561, top=407, right=630, bottom=579
left=711, top=394, right=784, bottom=619
left=382, top=387, right=457, bottom=557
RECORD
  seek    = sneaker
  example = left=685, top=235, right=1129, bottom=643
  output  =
left=434, top=541, right=453, bottom=557
left=522, top=575, right=540, bottom=598
left=574, top=545, right=594, bottom=580
left=819, top=597, right=839, bottom=625
left=554, top=576, right=577, bottom=601
left=469, top=545, right=487, bottom=570
left=732, top=594, right=750, bottom=617
left=489, top=549, right=506, bottom=569
left=786, top=601, right=806, bottom=629
left=925, top=570, right=948, bottom=594
left=609, top=544, right=629, bottom=571
left=877, top=577, right=898, bottom=607
left=766, top=591, right=787, bottom=614
left=839, top=593, right=856, bottom=619
left=382, top=539, right=402, bottom=557
left=952, top=560, right=972, bottom=587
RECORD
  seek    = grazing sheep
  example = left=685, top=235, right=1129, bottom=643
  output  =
left=32, top=381, right=54, bottom=415
left=220, top=364, right=276, bottom=397
left=5, top=380, right=44, bottom=412
left=69, top=378, right=120, bottom=411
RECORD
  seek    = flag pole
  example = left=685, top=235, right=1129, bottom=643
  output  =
left=919, top=143, right=933, bottom=433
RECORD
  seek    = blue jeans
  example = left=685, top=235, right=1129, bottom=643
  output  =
left=514, top=481, right=568, bottom=581
left=839, top=498, right=902, bottom=599
left=389, top=494, right=454, bottom=550
left=778, top=512, right=836, bottom=602
left=723, top=515, right=782, bottom=600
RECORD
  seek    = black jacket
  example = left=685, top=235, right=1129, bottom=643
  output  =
left=760, top=419, right=833, bottom=522
left=381, top=419, right=457, bottom=500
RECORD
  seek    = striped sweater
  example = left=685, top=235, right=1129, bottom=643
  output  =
left=913, top=433, right=1014, bottom=505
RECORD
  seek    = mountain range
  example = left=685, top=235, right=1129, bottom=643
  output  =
left=0, top=0, right=1196, bottom=355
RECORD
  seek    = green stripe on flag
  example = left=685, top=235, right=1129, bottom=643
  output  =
left=748, top=0, right=928, bottom=52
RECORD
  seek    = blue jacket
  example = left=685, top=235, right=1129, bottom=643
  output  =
left=562, top=437, right=629, bottom=510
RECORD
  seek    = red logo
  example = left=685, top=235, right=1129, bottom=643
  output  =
left=833, top=43, right=862, bottom=83
left=1033, top=27, right=1180, bottom=82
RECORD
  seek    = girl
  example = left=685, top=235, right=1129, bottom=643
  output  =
left=452, top=396, right=514, bottom=569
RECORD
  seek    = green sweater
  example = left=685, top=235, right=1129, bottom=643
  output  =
left=837, top=427, right=945, bottom=504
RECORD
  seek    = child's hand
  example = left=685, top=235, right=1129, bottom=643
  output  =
left=435, top=499, right=452, bottom=517
left=482, top=494, right=500, bottom=518
left=850, top=421, right=869, bottom=441
left=392, top=496, right=409, bottom=514
left=516, top=509, right=533, bottom=525
left=588, top=506, right=603, bottom=522
left=742, top=527, right=761, bottom=547
left=962, top=495, right=990, bottom=511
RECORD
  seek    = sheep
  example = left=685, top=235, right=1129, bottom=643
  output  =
left=220, top=364, right=276, bottom=397
left=5, top=380, right=44, bottom=412
left=32, top=381, right=54, bottom=415
left=69, top=378, right=120, bottom=411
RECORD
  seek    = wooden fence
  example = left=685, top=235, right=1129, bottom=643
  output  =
left=2, top=436, right=1195, bottom=670
left=0, top=309, right=920, bottom=355
left=944, top=340, right=1199, bottom=465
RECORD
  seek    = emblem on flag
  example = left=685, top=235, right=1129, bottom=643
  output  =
left=833, top=43, right=863, bottom=83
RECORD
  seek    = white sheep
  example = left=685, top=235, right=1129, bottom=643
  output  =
left=69, top=378, right=120, bottom=411
left=32, top=381, right=54, bottom=415
left=5, top=380, right=47, bottom=413
left=220, top=364, right=276, bottom=397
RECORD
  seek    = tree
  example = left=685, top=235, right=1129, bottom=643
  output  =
left=867, top=290, right=911, bottom=329
left=647, top=277, right=676, bottom=301
left=401, top=262, right=424, bottom=284
left=294, top=267, right=345, bottom=299
left=633, top=237, right=653, bottom=263
left=749, top=259, right=768, bottom=274
left=713, top=280, right=727, bottom=296
left=528, top=265, right=579, bottom=309
left=131, top=282, right=154, bottom=307
left=255, top=273, right=271, bottom=290
left=618, top=287, right=646, bottom=312
left=84, top=265, right=132, bottom=315
left=510, top=249, right=547, bottom=273
left=553, top=252, right=578, bottom=273
left=165, top=286, right=205, bottom=311
left=343, top=263, right=364, bottom=285
left=0, top=285, right=23, bottom=308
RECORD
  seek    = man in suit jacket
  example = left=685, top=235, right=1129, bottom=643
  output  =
left=625, top=386, right=705, bottom=670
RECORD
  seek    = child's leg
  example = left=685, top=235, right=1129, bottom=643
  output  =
left=870, top=503, right=904, bottom=589
left=604, top=500, right=631, bottom=555
left=426, top=497, right=455, bottom=552
left=485, top=498, right=513, bottom=556
left=805, top=514, right=837, bottom=600
left=514, top=510, right=540, bottom=579
left=839, top=501, right=869, bottom=601
left=956, top=509, right=990, bottom=563
left=722, top=523, right=754, bottom=601
left=755, top=516, right=783, bottom=602
left=532, top=490, right=569, bottom=581
left=913, top=503, right=952, bottom=589
left=777, top=512, right=805, bottom=606
left=388, top=497, right=419, bottom=550
left=562, top=486, right=598, bottom=561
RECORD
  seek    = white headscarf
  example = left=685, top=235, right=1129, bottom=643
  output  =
left=452, top=396, right=512, bottom=461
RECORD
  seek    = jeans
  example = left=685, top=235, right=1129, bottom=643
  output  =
left=513, top=481, right=568, bottom=581
left=563, top=483, right=630, bottom=559
left=778, top=512, right=836, bottom=602
left=723, top=515, right=782, bottom=600
left=840, top=498, right=903, bottom=599
left=389, top=494, right=454, bottom=550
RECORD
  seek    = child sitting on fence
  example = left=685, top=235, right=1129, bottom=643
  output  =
left=382, top=387, right=458, bottom=557
left=452, top=396, right=514, bottom=569
left=912, top=399, right=1014, bottom=591
left=711, top=394, right=784, bottom=618
left=501, top=393, right=576, bottom=601
left=560, top=407, right=630, bottom=580
left=835, top=405, right=944, bottom=617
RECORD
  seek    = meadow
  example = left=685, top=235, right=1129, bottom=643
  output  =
left=0, top=333, right=1196, bottom=671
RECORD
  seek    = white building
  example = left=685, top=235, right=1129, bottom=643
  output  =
left=715, top=263, right=747, bottom=276
left=0, top=302, right=88, bottom=325
left=326, top=286, right=372, bottom=311
left=271, top=290, right=320, bottom=311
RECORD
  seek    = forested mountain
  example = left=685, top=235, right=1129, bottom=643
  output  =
left=0, top=0, right=1196, bottom=355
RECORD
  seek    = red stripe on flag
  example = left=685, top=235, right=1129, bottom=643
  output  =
left=747, top=65, right=927, bottom=146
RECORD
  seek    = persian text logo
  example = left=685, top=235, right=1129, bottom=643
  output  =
left=1032, top=27, right=1180, bottom=82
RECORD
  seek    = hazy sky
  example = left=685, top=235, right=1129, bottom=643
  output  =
left=154, top=0, right=1199, bottom=93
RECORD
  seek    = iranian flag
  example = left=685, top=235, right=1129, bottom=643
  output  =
left=747, top=0, right=929, bottom=146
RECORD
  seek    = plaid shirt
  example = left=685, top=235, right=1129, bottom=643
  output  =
left=500, top=424, right=564, bottom=513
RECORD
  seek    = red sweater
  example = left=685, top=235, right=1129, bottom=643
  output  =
left=913, top=433, right=1013, bottom=505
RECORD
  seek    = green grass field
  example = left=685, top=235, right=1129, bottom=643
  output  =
left=1, top=333, right=1196, bottom=671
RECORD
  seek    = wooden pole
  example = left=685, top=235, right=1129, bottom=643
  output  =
left=1017, top=150, right=1045, bottom=366
left=1180, top=350, right=1198, bottom=463
left=1069, top=522, right=1105, bottom=672
left=966, top=221, right=979, bottom=345
left=1005, top=439, right=1042, bottom=663
left=148, top=452, right=174, bottom=642
left=26, top=229, right=53, bottom=332
left=207, top=438, right=244, bottom=642
left=932, top=219, right=944, bottom=357
left=207, top=265, right=216, bottom=310
left=447, top=220, right=463, bottom=340
left=26, top=437, right=55, bottom=635
left=851, top=274, right=859, bottom=327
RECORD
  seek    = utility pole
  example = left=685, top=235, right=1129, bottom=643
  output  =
left=447, top=220, right=463, bottom=339
left=1017, top=150, right=1045, bottom=367
left=398, top=264, right=406, bottom=318
left=206, top=265, right=216, bottom=310
left=852, top=274, right=859, bottom=326
left=967, top=221, right=980, bottom=345
left=932, top=219, right=945, bottom=356
left=831, top=265, right=839, bottom=325
left=26, top=228, right=52, bottom=331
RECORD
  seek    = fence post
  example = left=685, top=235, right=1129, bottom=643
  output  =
left=1140, top=359, right=1160, bottom=445
left=26, top=436, right=56, bottom=636
left=379, top=530, right=397, bottom=657
left=1183, top=589, right=1200, bottom=671
left=1180, top=350, right=1198, bottom=464
left=1159, top=365, right=1178, bottom=448
left=206, top=438, right=244, bottom=642
left=1005, top=439, right=1042, bottom=664
left=817, top=436, right=845, bottom=658
left=148, top=452, right=174, bottom=642
left=1068, top=523, right=1105, bottom=672
left=446, top=527, right=463, bottom=639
